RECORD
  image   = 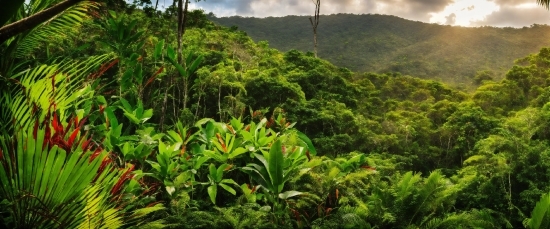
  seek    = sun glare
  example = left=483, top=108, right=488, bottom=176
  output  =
left=429, top=0, right=500, bottom=26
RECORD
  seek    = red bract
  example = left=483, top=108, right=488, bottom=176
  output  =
left=226, top=125, right=235, bottom=135
left=67, top=129, right=80, bottom=147
left=33, top=121, right=39, bottom=140
left=90, top=148, right=103, bottom=162
left=81, top=138, right=92, bottom=151
left=111, top=164, right=135, bottom=196
left=43, top=124, right=51, bottom=149
left=88, top=59, right=119, bottom=80
left=52, top=112, right=63, bottom=134
left=361, top=165, right=376, bottom=171
left=145, top=66, right=163, bottom=88
left=216, top=133, right=227, bottom=152
left=99, top=105, right=105, bottom=114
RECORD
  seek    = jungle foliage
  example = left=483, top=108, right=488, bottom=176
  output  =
left=3, top=1, right=550, bottom=229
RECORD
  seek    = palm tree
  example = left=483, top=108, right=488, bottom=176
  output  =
left=538, top=0, right=550, bottom=9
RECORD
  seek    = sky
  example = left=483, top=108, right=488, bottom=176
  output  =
left=169, top=0, right=550, bottom=27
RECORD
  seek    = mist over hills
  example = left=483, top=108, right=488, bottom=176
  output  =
left=210, top=13, right=550, bottom=88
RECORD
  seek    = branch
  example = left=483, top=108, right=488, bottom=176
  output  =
left=0, top=0, right=84, bottom=44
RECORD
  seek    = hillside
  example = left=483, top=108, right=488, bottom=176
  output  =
left=210, top=13, right=550, bottom=88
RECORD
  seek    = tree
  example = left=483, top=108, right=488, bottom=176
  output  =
left=538, top=0, right=550, bottom=9
left=309, top=0, right=320, bottom=58
left=160, top=0, right=201, bottom=130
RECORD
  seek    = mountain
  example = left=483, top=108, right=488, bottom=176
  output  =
left=210, top=13, right=550, bottom=89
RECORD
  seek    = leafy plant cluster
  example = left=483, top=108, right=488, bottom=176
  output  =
left=4, top=1, right=550, bottom=229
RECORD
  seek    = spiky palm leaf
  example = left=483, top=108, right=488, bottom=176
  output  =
left=0, top=106, right=165, bottom=228
left=13, top=1, right=98, bottom=59
left=1, top=0, right=98, bottom=76
left=538, top=0, right=550, bottom=9
left=0, top=54, right=113, bottom=134
left=0, top=120, right=122, bottom=228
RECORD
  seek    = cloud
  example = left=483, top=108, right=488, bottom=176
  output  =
left=490, top=0, right=532, bottom=6
left=445, top=13, right=456, bottom=24
left=471, top=4, right=550, bottom=27
left=192, top=0, right=454, bottom=20
left=189, top=0, right=550, bottom=27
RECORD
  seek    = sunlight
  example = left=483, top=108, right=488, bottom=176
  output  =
left=429, top=0, right=500, bottom=26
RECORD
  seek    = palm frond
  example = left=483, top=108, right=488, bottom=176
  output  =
left=14, top=1, right=99, bottom=58
left=537, top=0, right=550, bottom=9
left=0, top=123, right=118, bottom=228
left=0, top=54, right=113, bottom=133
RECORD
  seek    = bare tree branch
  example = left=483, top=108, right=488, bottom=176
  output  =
left=309, top=0, right=320, bottom=58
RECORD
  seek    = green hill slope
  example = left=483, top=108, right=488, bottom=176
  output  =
left=210, top=14, right=550, bottom=88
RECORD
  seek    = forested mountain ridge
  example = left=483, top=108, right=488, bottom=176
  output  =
left=211, top=13, right=550, bottom=88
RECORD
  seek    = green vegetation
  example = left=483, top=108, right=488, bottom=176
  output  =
left=211, top=14, right=550, bottom=89
left=4, top=1, right=550, bottom=228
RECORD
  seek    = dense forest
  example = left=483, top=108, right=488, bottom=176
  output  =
left=4, top=0, right=550, bottom=228
left=211, top=14, right=550, bottom=89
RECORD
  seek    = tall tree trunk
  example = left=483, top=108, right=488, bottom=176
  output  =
left=182, top=0, right=190, bottom=111
left=0, top=0, right=84, bottom=44
left=309, top=0, right=320, bottom=58
left=177, top=0, right=184, bottom=63
left=160, top=0, right=183, bottom=130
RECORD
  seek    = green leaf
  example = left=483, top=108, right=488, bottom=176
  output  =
left=174, top=171, right=191, bottom=186
left=220, top=179, right=239, bottom=186
left=96, top=95, right=107, bottom=105
left=167, top=130, right=183, bottom=143
left=123, top=111, right=140, bottom=124
left=141, top=109, right=153, bottom=122
left=268, top=140, right=284, bottom=194
left=219, top=183, right=236, bottom=195
left=119, top=97, right=133, bottom=113
left=195, top=118, right=214, bottom=127
left=194, top=156, right=211, bottom=170
left=216, top=164, right=229, bottom=183
left=166, top=56, right=187, bottom=78
left=208, top=185, right=218, bottom=204
left=297, top=130, right=317, bottom=156
left=278, top=190, right=303, bottom=200
left=229, top=147, right=247, bottom=159
left=529, top=191, right=550, bottom=229
left=121, top=142, right=132, bottom=156
left=209, top=163, right=218, bottom=182
left=154, top=39, right=164, bottom=60
left=188, top=55, right=204, bottom=73
left=167, top=46, right=176, bottom=60
left=105, top=107, right=119, bottom=128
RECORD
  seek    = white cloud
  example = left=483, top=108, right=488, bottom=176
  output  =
left=188, top=0, right=550, bottom=27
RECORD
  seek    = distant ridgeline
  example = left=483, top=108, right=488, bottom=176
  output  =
left=210, top=13, right=550, bottom=89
